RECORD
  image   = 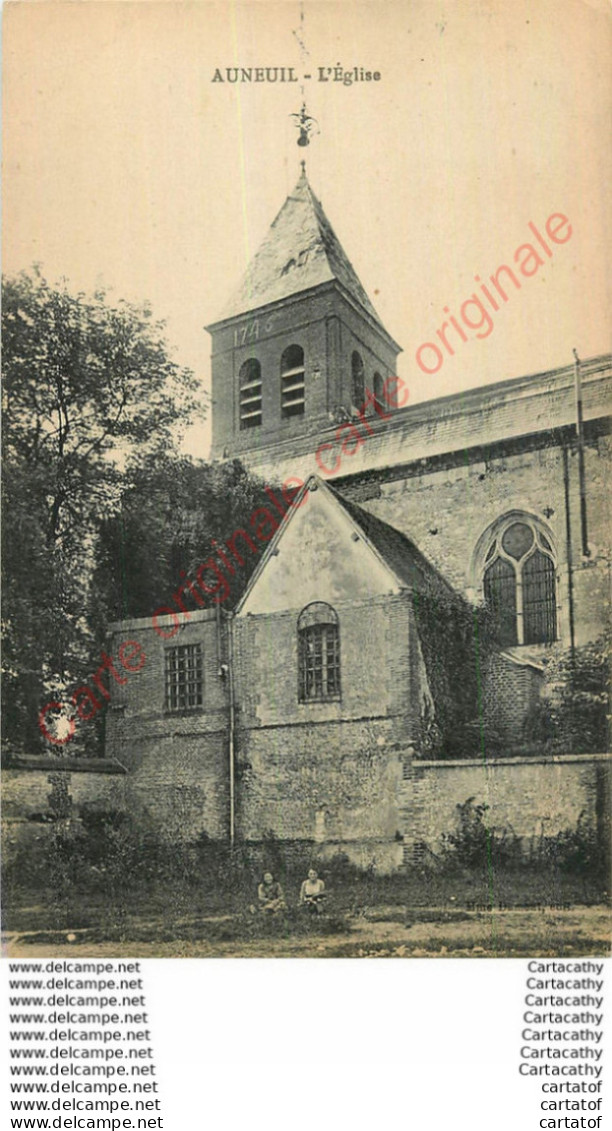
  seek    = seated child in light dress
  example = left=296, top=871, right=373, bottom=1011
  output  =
left=299, top=868, right=326, bottom=913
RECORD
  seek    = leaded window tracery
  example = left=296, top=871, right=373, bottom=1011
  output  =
left=482, top=518, right=557, bottom=646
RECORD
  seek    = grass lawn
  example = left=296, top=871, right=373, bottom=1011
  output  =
left=4, top=905, right=610, bottom=959
left=3, top=864, right=607, bottom=947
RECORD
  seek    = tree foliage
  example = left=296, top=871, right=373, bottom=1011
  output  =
left=90, top=456, right=278, bottom=631
left=528, top=634, right=611, bottom=754
left=2, top=267, right=203, bottom=755
left=4, top=267, right=201, bottom=543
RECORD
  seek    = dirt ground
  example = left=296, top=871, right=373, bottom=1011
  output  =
left=4, top=905, right=610, bottom=958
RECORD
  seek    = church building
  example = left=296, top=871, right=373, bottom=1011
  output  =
left=103, top=165, right=611, bottom=870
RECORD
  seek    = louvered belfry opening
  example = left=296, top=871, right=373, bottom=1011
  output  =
left=351, top=351, right=365, bottom=406
left=239, top=358, right=263, bottom=429
left=281, top=344, right=305, bottom=418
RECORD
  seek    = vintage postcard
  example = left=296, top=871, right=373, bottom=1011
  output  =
left=2, top=0, right=610, bottom=959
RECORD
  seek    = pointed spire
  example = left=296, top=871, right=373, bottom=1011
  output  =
left=215, top=170, right=390, bottom=331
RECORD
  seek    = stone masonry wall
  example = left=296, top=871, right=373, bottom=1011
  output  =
left=2, top=762, right=128, bottom=867
left=4, top=753, right=607, bottom=877
left=233, top=593, right=425, bottom=846
left=3, top=764, right=127, bottom=821
left=345, top=433, right=610, bottom=652
left=400, top=754, right=609, bottom=858
left=236, top=719, right=406, bottom=845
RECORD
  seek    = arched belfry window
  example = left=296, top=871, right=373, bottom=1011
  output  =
left=298, top=603, right=341, bottom=702
left=239, top=359, right=262, bottom=429
left=281, top=345, right=305, bottom=418
left=351, top=351, right=365, bottom=407
left=373, top=372, right=384, bottom=408
left=482, top=517, right=557, bottom=646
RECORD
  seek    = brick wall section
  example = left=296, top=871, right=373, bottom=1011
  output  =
left=399, top=754, right=610, bottom=858
left=106, top=730, right=229, bottom=841
left=210, top=287, right=398, bottom=459
left=105, top=611, right=227, bottom=720
left=482, top=654, right=542, bottom=741
left=234, top=594, right=415, bottom=728
left=104, top=610, right=230, bottom=840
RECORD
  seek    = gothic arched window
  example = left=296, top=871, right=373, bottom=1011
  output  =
left=239, top=358, right=262, bottom=429
left=482, top=517, right=557, bottom=646
left=281, top=345, right=305, bottom=418
left=351, top=351, right=365, bottom=407
left=298, top=603, right=341, bottom=702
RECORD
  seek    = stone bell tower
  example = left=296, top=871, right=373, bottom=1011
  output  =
left=207, top=164, right=401, bottom=463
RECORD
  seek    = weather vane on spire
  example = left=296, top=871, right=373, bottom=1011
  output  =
left=289, top=2, right=318, bottom=157
left=290, top=102, right=319, bottom=148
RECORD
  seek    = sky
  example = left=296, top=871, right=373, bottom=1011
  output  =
left=3, top=0, right=611, bottom=458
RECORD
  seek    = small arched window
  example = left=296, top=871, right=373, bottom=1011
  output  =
left=351, top=351, right=365, bottom=407
left=482, top=517, right=557, bottom=646
left=298, top=603, right=341, bottom=702
left=281, top=345, right=305, bottom=418
left=373, top=372, right=385, bottom=408
left=239, top=358, right=262, bottom=429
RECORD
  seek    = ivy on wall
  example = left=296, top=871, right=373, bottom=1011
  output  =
left=411, top=589, right=495, bottom=759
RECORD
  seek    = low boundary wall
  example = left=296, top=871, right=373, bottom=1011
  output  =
left=400, top=753, right=610, bottom=861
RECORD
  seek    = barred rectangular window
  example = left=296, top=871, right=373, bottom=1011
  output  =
left=165, top=644, right=203, bottom=711
left=299, top=624, right=340, bottom=701
left=298, top=604, right=341, bottom=703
